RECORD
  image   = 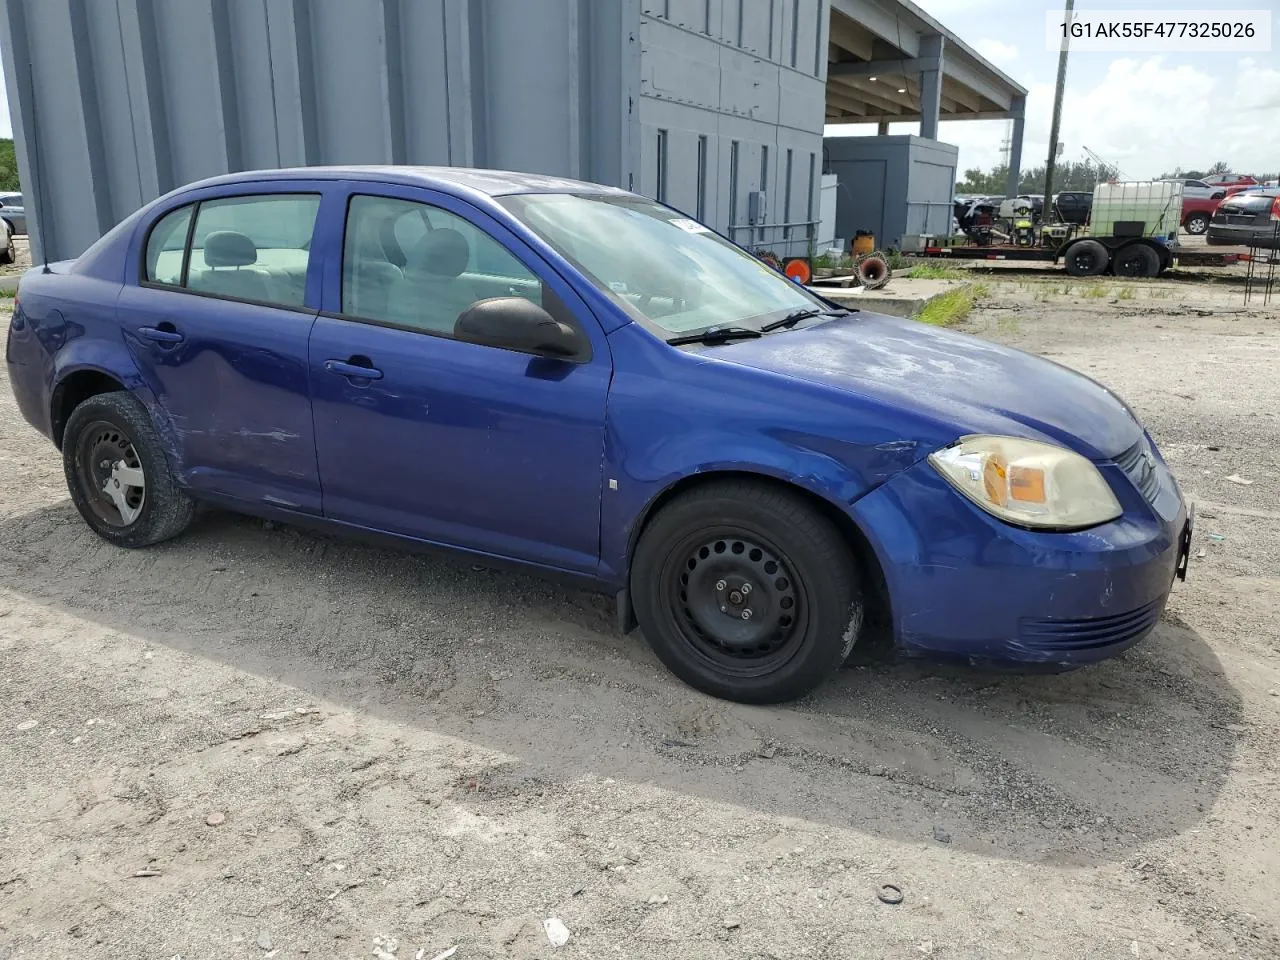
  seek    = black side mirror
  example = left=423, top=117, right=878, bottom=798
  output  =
left=453, top=297, right=582, bottom=359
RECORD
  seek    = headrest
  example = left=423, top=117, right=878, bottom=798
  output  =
left=407, top=228, right=469, bottom=278
left=203, top=231, right=258, bottom=268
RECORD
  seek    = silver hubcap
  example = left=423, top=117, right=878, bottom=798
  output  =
left=103, top=459, right=145, bottom=525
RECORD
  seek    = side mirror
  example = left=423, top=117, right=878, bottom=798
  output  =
left=453, top=297, right=582, bottom=359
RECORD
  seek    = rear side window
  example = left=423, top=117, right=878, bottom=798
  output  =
left=145, top=204, right=194, bottom=285
left=142, top=193, right=320, bottom=309
left=187, top=195, right=320, bottom=308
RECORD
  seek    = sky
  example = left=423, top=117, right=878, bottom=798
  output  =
left=826, top=0, right=1280, bottom=179
left=0, top=1, right=1273, bottom=182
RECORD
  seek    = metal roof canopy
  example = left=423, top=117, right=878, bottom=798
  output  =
left=825, top=0, right=1027, bottom=125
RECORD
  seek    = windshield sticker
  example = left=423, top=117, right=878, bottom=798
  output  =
left=669, top=218, right=712, bottom=234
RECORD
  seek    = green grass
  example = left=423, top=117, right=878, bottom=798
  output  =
left=916, top=286, right=976, bottom=327
left=1081, top=283, right=1108, bottom=299
left=1116, top=286, right=1136, bottom=300
left=814, top=252, right=854, bottom=271
left=903, top=264, right=966, bottom=280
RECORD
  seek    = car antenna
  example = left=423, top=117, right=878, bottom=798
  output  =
left=26, top=62, right=51, bottom=274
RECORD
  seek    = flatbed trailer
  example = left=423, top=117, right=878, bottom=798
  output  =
left=906, top=236, right=1266, bottom=276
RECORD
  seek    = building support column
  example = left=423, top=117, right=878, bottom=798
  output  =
left=1005, top=94, right=1026, bottom=198
left=918, top=34, right=944, bottom=140
left=877, top=120, right=889, bottom=135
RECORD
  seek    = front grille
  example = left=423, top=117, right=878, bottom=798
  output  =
left=1018, top=597, right=1165, bottom=652
left=1115, top=437, right=1161, bottom=503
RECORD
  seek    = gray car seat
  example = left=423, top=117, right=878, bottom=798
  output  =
left=344, top=218, right=403, bottom=318
left=191, top=231, right=272, bottom=302
left=386, top=228, right=481, bottom=332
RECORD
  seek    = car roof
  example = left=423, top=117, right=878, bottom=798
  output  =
left=172, top=166, right=631, bottom=200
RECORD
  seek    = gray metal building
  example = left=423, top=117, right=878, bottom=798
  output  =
left=0, top=0, right=1024, bottom=264
left=824, top=135, right=958, bottom=250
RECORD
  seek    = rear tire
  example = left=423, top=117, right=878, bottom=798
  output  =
left=1184, top=212, right=1210, bottom=235
left=1064, top=239, right=1108, bottom=277
left=0, top=244, right=12, bottom=265
left=1112, top=242, right=1160, bottom=279
left=631, top=481, right=863, bottom=704
left=62, top=391, right=196, bottom=548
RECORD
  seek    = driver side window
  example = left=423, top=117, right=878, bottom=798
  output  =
left=342, top=195, right=542, bottom=336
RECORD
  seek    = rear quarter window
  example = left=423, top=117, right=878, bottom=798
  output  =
left=145, top=204, right=195, bottom=285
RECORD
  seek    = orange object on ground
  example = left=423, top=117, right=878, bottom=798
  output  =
left=784, top=259, right=812, bottom=284
left=852, top=233, right=875, bottom=256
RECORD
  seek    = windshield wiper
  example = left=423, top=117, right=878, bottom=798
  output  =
left=760, top=307, right=850, bottom=332
left=666, top=326, right=763, bottom=346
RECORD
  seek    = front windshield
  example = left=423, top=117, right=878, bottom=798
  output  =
left=499, top=193, right=827, bottom=335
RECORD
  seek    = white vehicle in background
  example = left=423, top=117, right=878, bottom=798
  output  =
left=1165, top=178, right=1226, bottom=201
left=0, top=217, right=12, bottom=265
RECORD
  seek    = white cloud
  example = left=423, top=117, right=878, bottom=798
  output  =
left=973, top=38, right=1018, bottom=65
left=831, top=55, right=1280, bottom=181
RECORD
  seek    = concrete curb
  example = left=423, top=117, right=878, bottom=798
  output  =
left=811, top=278, right=971, bottom=319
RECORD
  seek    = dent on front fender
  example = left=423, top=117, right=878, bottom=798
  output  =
left=594, top=325, right=947, bottom=585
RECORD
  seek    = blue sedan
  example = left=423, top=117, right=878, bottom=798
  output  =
left=4, top=167, right=1193, bottom=703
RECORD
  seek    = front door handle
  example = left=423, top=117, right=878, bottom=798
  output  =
left=324, top=358, right=384, bottom=381
left=138, top=324, right=184, bottom=344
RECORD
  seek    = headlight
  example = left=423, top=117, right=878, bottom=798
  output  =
left=928, top=435, right=1122, bottom=530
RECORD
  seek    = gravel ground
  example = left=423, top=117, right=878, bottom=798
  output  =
left=1, top=237, right=31, bottom=277
left=1, top=274, right=1278, bottom=959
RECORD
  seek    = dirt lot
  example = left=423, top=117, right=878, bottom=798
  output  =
left=1, top=273, right=1278, bottom=959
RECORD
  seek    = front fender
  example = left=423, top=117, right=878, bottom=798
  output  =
left=597, top=326, right=929, bottom=584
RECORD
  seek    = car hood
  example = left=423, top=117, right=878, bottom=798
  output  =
left=711, top=312, right=1141, bottom=460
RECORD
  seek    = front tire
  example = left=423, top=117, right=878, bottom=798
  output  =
left=631, top=481, right=863, bottom=704
left=62, top=391, right=195, bottom=547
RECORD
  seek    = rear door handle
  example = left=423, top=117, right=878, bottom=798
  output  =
left=324, top=358, right=384, bottom=381
left=138, top=325, right=184, bottom=344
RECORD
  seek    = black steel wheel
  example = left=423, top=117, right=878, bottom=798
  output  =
left=632, top=480, right=863, bottom=704
left=73, top=420, right=147, bottom=528
left=663, top=531, right=808, bottom=673
left=1112, top=242, right=1160, bottom=278
left=1064, top=238, right=1109, bottom=277
left=62, top=391, right=195, bottom=547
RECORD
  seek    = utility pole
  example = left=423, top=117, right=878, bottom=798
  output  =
left=1043, top=0, right=1074, bottom=208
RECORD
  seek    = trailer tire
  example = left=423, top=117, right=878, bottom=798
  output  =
left=1112, top=242, right=1160, bottom=279
left=1064, top=239, right=1108, bottom=277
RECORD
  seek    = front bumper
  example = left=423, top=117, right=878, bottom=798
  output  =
left=851, top=442, right=1187, bottom=670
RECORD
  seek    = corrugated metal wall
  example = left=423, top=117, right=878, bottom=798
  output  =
left=0, top=0, right=829, bottom=263
left=824, top=134, right=958, bottom=249
left=638, top=0, right=829, bottom=257
left=0, top=0, right=643, bottom=262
